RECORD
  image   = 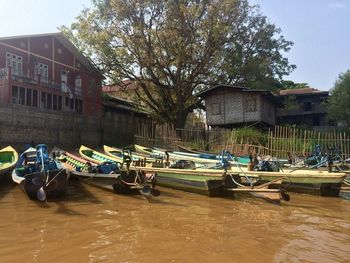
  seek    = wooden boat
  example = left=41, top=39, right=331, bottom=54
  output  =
left=179, top=145, right=291, bottom=167
left=134, top=144, right=166, bottom=158
left=134, top=166, right=289, bottom=203
left=57, top=150, right=159, bottom=198
left=77, top=146, right=159, bottom=198
left=103, top=145, right=158, bottom=164
left=84, top=146, right=288, bottom=202
left=134, top=144, right=155, bottom=155
left=79, top=145, right=121, bottom=165
left=12, top=145, right=69, bottom=201
left=178, top=145, right=215, bottom=155
left=136, top=144, right=249, bottom=167
left=0, top=146, right=18, bottom=176
left=135, top=165, right=346, bottom=197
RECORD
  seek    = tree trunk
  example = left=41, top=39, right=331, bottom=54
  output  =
left=173, top=110, right=189, bottom=130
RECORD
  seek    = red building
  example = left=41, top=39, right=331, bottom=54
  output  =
left=0, top=33, right=103, bottom=116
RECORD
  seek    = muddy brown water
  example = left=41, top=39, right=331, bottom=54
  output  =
left=0, top=176, right=349, bottom=263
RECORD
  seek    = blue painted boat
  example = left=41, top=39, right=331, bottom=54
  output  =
left=12, top=144, right=69, bottom=201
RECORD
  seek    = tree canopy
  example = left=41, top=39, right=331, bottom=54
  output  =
left=328, top=70, right=350, bottom=127
left=61, top=0, right=295, bottom=128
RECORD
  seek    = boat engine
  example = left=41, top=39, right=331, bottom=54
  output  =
left=170, top=160, right=196, bottom=169
left=254, top=160, right=279, bottom=172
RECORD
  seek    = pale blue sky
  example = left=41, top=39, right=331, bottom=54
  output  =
left=0, top=0, right=349, bottom=91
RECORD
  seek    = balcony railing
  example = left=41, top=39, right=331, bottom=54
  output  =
left=12, top=73, right=38, bottom=85
left=9, top=72, right=75, bottom=93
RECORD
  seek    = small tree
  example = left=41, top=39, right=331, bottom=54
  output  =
left=328, top=70, right=350, bottom=127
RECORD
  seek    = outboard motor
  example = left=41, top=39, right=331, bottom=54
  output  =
left=36, top=144, right=57, bottom=171
left=170, top=160, right=196, bottom=169
left=254, top=160, right=279, bottom=172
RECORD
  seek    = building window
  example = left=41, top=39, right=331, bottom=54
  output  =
left=65, top=97, right=69, bottom=110
left=75, top=76, right=82, bottom=96
left=313, top=117, right=320, bottom=126
left=41, top=92, right=47, bottom=109
left=47, top=93, right=52, bottom=109
left=19, top=87, right=25, bottom=105
left=26, top=89, right=32, bottom=106
left=12, top=86, right=19, bottom=103
left=58, top=96, right=62, bottom=111
left=69, top=98, right=74, bottom=110
left=34, top=62, right=49, bottom=83
left=33, top=90, right=38, bottom=107
left=74, top=99, right=83, bottom=113
left=245, top=95, right=257, bottom=112
left=212, top=103, right=222, bottom=115
left=78, top=100, right=82, bottom=114
left=61, top=70, right=70, bottom=93
left=53, top=94, right=57, bottom=110
left=6, top=52, right=22, bottom=76
left=303, top=102, right=312, bottom=112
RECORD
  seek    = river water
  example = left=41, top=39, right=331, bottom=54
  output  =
left=0, top=176, right=349, bottom=263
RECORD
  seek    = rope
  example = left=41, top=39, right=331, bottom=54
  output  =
left=46, top=168, right=66, bottom=187
left=228, top=173, right=246, bottom=188
left=344, top=179, right=350, bottom=186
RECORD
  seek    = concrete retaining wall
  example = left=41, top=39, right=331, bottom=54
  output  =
left=0, top=103, right=141, bottom=152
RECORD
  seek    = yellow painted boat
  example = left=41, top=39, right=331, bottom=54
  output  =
left=0, top=146, right=18, bottom=175
left=79, top=145, right=121, bottom=164
left=104, top=145, right=158, bottom=163
left=134, top=144, right=155, bottom=155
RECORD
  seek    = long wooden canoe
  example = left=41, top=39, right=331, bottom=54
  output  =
left=134, top=144, right=166, bottom=158
left=103, top=145, right=158, bottom=163
left=84, top=148, right=289, bottom=202
left=79, top=145, right=121, bottom=165
left=77, top=146, right=160, bottom=200
left=136, top=144, right=250, bottom=167
left=0, top=146, right=18, bottom=176
left=136, top=166, right=346, bottom=197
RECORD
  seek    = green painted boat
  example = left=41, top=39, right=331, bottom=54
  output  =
left=153, top=169, right=228, bottom=196
left=81, top=147, right=289, bottom=202
left=103, top=145, right=158, bottom=164
left=79, top=145, right=121, bottom=165
left=137, top=166, right=345, bottom=197
left=66, top=148, right=159, bottom=198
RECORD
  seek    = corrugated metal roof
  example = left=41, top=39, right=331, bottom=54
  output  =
left=278, top=88, right=328, bottom=96
left=196, top=84, right=279, bottom=104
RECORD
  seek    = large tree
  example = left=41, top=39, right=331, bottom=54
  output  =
left=61, top=0, right=295, bottom=128
left=328, top=70, right=350, bottom=127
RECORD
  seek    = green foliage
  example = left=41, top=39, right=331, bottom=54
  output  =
left=328, top=70, right=350, bottom=127
left=61, top=0, right=295, bottom=128
left=231, top=127, right=267, bottom=145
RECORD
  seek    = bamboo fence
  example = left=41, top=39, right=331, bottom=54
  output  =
left=135, top=124, right=350, bottom=159
left=267, top=126, right=350, bottom=159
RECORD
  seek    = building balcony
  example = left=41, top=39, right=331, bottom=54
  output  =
left=277, top=106, right=327, bottom=117
left=0, top=67, right=79, bottom=95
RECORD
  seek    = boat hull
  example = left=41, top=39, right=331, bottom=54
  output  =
left=13, top=169, right=69, bottom=200
left=155, top=170, right=229, bottom=197
left=138, top=166, right=345, bottom=196
left=70, top=170, right=145, bottom=195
